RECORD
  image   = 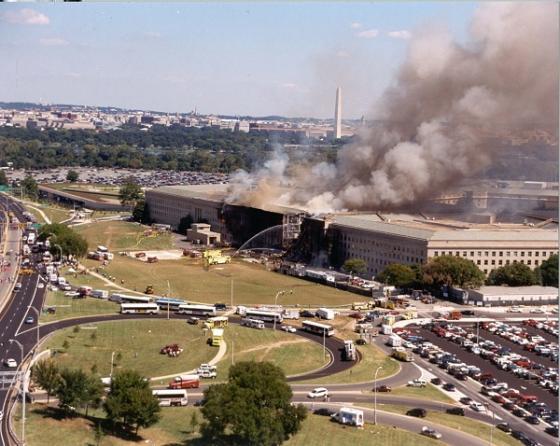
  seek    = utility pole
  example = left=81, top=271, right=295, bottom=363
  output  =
left=110, top=351, right=115, bottom=378
left=230, top=277, right=233, bottom=309
left=167, top=280, right=171, bottom=320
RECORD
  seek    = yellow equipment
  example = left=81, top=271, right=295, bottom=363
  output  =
left=203, top=249, right=231, bottom=267
left=211, top=328, right=224, bottom=347
left=206, top=316, right=229, bottom=329
left=20, top=268, right=34, bottom=276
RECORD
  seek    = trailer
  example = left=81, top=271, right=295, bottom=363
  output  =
left=381, top=324, right=393, bottom=335
left=343, top=340, right=357, bottom=361
left=386, top=335, right=402, bottom=348
left=331, top=407, right=364, bottom=427
left=91, top=289, right=109, bottom=299
left=316, top=307, right=335, bottom=320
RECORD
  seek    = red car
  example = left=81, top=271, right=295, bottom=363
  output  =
left=492, top=394, right=506, bottom=404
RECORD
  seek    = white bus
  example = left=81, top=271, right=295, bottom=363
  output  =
left=152, top=389, right=188, bottom=406
left=177, top=304, right=216, bottom=317
left=245, top=309, right=283, bottom=324
left=241, top=318, right=265, bottom=329
left=302, top=320, right=335, bottom=337
left=155, top=298, right=186, bottom=311
left=110, top=293, right=152, bottom=304
left=120, top=303, right=159, bottom=314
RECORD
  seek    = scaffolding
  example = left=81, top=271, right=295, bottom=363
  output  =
left=282, top=213, right=303, bottom=248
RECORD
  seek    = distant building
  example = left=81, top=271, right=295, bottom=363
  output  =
left=234, top=121, right=250, bottom=133
left=464, top=285, right=558, bottom=306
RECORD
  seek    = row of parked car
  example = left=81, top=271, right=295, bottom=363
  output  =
left=479, top=322, right=558, bottom=395
left=425, top=323, right=559, bottom=435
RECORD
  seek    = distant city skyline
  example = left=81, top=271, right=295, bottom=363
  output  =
left=0, top=2, right=478, bottom=118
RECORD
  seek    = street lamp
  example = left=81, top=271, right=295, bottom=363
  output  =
left=273, top=289, right=293, bottom=330
left=373, top=366, right=383, bottom=425
left=27, top=306, right=40, bottom=347
left=110, top=351, right=115, bottom=378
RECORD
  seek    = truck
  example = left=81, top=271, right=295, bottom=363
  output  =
left=403, top=309, right=418, bottom=320
left=316, top=308, right=335, bottom=320
left=282, top=309, right=300, bottom=320
left=168, top=374, right=200, bottom=389
left=343, top=340, right=357, bottom=361
left=331, top=407, right=364, bottom=427
left=382, top=315, right=396, bottom=326
left=352, top=302, right=371, bottom=311
left=27, top=233, right=36, bottom=245
left=386, top=335, right=402, bottom=348
left=91, top=289, right=109, bottom=299
left=211, top=328, right=224, bottom=347
left=381, top=324, right=393, bottom=335
left=392, top=349, right=414, bottom=362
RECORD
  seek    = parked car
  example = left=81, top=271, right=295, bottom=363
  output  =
left=430, top=377, right=442, bottom=385
left=496, top=422, right=512, bottom=433
left=4, top=358, right=17, bottom=368
left=374, top=385, right=392, bottom=393
left=443, top=383, right=456, bottom=392
left=25, top=316, right=34, bottom=324
left=407, top=379, right=427, bottom=388
left=406, top=408, right=427, bottom=418
left=544, top=426, right=559, bottom=437
left=513, top=408, right=526, bottom=417
left=524, top=415, right=540, bottom=425
left=307, top=387, right=329, bottom=399
left=470, top=402, right=485, bottom=412
left=421, top=426, right=442, bottom=439
left=187, top=317, right=200, bottom=325
left=313, top=407, right=336, bottom=417
left=511, top=430, right=529, bottom=441
left=280, top=325, right=297, bottom=333
left=446, top=407, right=465, bottom=416
left=300, top=310, right=315, bottom=318
left=460, top=397, right=473, bottom=405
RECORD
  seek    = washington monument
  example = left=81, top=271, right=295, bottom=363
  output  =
left=334, top=86, right=342, bottom=139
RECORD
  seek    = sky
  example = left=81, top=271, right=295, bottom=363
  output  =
left=0, top=2, right=479, bottom=118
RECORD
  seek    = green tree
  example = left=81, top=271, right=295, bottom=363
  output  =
left=21, top=174, right=38, bottom=199
left=119, top=177, right=143, bottom=206
left=201, top=361, right=307, bottom=446
left=31, top=359, right=60, bottom=403
left=0, top=169, right=8, bottom=186
left=56, top=368, right=89, bottom=417
left=104, top=369, right=161, bottom=435
left=132, top=199, right=151, bottom=224
left=178, top=214, right=193, bottom=234
left=342, top=258, right=367, bottom=275
left=486, top=262, right=538, bottom=287
left=66, top=169, right=79, bottom=182
left=422, top=255, right=485, bottom=289
left=376, top=263, right=417, bottom=288
left=536, top=254, right=558, bottom=287
left=83, top=374, right=104, bottom=417
left=62, top=339, right=70, bottom=350
left=38, top=223, right=88, bottom=258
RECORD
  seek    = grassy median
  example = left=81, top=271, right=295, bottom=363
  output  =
left=40, top=291, right=118, bottom=322
left=14, top=406, right=442, bottom=446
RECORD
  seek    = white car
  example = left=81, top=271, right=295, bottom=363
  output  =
left=470, top=402, right=485, bottom=412
left=407, top=379, right=427, bottom=388
left=0, top=410, right=3, bottom=421
left=4, top=358, right=17, bottom=368
left=64, top=291, right=80, bottom=297
left=307, top=387, right=329, bottom=399
left=281, top=325, right=296, bottom=333
left=421, top=426, right=442, bottom=439
left=37, top=283, right=44, bottom=289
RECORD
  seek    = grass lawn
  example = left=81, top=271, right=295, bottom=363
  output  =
left=385, top=384, right=455, bottom=403
left=373, top=404, right=519, bottom=446
left=214, top=325, right=328, bottom=381
left=42, top=320, right=216, bottom=378
left=75, top=220, right=173, bottom=251
left=14, top=404, right=202, bottom=446
left=23, top=202, right=71, bottom=224
left=87, top=254, right=358, bottom=306
left=40, top=291, right=118, bottom=323
left=15, top=406, right=442, bottom=446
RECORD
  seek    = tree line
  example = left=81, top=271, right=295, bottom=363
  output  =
left=345, top=253, right=558, bottom=290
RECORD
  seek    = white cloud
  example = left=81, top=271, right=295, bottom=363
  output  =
left=336, top=50, right=350, bottom=58
left=39, top=37, right=69, bottom=46
left=144, top=31, right=161, bottom=38
left=356, top=29, right=379, bottom=39
left=387, top=30, right=412, bottom=40
left=350, top=22, right=362, bottom=29
left=1, top=8, right=49, bottom=25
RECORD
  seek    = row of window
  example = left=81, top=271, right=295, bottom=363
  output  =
left=433, top=250, right=555, bottom=258
left=477, top=259, right=539, bottom=267
left=341, top=237, right=423, bottom=256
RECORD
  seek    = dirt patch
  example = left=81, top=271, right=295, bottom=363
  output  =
left=239, top=339, right=308, bottom=356
left=128, top=250, right=184, bottom=261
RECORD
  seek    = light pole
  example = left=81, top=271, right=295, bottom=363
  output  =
left=27, top=306, right=40, bottom=347
left=273, top=289, right=292, bottom=330
left=373, top=366, right=383, bottom=425
left=484, top=403, right=495, bottom=446
left=10, top=339, right=25, bottom=445
left=110, top=351, right=115, bottom=378
left=166, top=280, right=171, bottom=320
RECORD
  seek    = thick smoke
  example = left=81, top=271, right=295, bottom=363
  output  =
left=228, top=2, right=558, bottom=213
